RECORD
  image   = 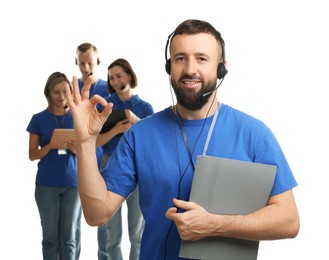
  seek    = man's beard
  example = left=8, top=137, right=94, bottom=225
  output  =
left=171, top=76, right=217, bottom=111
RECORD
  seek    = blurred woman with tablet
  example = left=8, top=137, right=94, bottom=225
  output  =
left=26, top=72, right=81, bottom=260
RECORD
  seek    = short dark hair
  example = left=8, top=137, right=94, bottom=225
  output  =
left=168, top=19, right=226, bottom=62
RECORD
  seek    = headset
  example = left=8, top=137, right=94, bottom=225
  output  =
left=75, top=57, right=100, bottom=66
left=164, top=30, right=228, bottom=79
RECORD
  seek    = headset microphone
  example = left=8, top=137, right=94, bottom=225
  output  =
left=202, top=77, right=225, bottom=97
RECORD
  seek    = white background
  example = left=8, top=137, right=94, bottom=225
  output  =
left=1, top=0, right=328, bottom=259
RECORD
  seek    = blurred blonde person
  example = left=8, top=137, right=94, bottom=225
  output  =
left=27, top=72, right=81, bottom=260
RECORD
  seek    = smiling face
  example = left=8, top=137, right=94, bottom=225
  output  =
left=48, top=81, right=70, bottom=111
left=108, top=65, right=132, bottom=93
left=170, top=33, right=221, bottom=110
left=76, top=48, right=99, bottom=81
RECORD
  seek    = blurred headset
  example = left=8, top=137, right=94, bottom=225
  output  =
left=75, top=57, right=100, bottom=65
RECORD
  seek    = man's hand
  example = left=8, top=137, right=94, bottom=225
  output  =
left=165, top=198, right=213, bottom=241
left=66, top=75, right=113, bottom=143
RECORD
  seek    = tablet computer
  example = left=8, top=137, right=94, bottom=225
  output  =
left=99, top=109, right=127, bottom=134
left=50, top=129, right=75, bottom=149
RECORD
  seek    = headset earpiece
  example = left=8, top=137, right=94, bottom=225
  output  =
left=217, top=62, right=228, bottom=79
left=165, top=58, right=171, bottom=75
left=165, top=31, right=174, bottom=75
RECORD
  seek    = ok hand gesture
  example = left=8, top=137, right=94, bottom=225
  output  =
left=66, top=75, right=113, bottom=143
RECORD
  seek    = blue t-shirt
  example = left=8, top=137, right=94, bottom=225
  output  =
left=102, top=104, right=297, bottom=260
left=101, top=93, right=154, bottom=156
left=26, top=109, right=77, bottom=187
left=78, top=78, right=109, bottom=168
left=78, top=78, right=109, bottom=99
